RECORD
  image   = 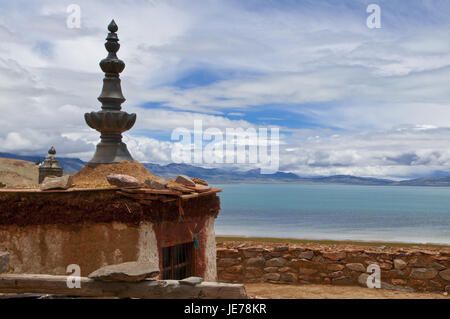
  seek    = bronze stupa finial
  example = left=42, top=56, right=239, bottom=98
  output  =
left=84, top=20, right=136, bottom=164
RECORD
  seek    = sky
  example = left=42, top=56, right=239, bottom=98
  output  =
left=1, top=0, right=450, bottom=179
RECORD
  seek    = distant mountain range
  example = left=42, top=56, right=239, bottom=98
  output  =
left=2, top=152, right=450, bottom=186
left=392, top=176, right=450, bottom=187
left=143, top=163, right=300, bottom=183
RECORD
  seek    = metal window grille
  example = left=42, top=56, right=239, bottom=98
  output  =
left=162, top=242, right=194, bottom=280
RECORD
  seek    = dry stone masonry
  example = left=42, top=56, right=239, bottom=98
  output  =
left=217, top=242, right=450, bottom=293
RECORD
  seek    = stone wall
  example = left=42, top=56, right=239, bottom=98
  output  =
left=217, top=242, right=450, bottom=293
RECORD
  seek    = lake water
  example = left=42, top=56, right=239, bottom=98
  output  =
left=214, top=184, right=450, bottom=245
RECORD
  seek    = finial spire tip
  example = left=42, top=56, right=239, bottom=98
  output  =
left=108, top=20, right=118, bottom=33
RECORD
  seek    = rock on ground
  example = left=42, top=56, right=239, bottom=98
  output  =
left=192, top=177, right=208, bottom=186
left=323, top=252, right=346, bottom=261
left=298, top=251, right=314, bottom=260
left=263, top=273, right=281, bottom=282
left=88, top=261, right=160, bottom=282
left=394, top=259, right=407, bottom=270
left=265, top=258, right=287, bottom=267
left=358, top=273, right=415, bottom=292
left=410, top=268, right=438, bottom=280
left=106, top=174, right=140, bottom=188
left=440, top=269, right=450, bottom=281
left=179, top=277, right=204, bottom=286
left=346, top=263, right=366, bottom=272
left=175, top=175, right=195, bottom=186
left=40, top=175, right=73, bottom=191
left=145, top=178, right=168, bottom=189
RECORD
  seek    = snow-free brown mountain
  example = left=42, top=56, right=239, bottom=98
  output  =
left=2, top=152, right=450, bottom=186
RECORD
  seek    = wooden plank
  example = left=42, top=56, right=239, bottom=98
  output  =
left=181, top=193, right=199, bottom=200
left=181, top=188, right=222, bottom=200
left=183, top=185, right=212, bottom=193
left=138, top=200, right=154, bottom=206
left=116, top=191, right=161, bottom=200
left=0, top=187, right=221, bottom=195
left=0, top=293, right=45, bottom=299
left=161, top=198, right=177, bottom=203
left=119, top=188, right=182, bottom=196
left=0, top=274, right=247, bottom=299
left=116, top=191, right=144, bottom=199
left=167, top=185, right=195, bottom=193
left=63, top=187, right=117, bottom=192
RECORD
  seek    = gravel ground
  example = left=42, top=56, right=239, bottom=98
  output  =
left=245, top=283, right=449, bottom=299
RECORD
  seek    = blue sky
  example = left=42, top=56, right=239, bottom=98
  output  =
left=1, top=0, right=450, bottom=179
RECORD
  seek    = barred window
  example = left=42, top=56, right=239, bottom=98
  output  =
left=162, top=242, right=194, bottom=280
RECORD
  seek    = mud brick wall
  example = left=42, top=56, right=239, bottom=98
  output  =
left=0, top=190, right=220, bottom=280
left=217, top=243, right=450, bottom=293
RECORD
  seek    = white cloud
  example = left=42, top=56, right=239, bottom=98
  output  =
left=1, top=1, right=450, bottom=178
left=280, top=126, right=450, bottom=179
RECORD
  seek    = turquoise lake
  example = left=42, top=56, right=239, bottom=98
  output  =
left=214, top=184, right=450, bottom=244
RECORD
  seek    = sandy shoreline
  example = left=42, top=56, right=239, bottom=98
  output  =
left=216, top=235, right=450, bottom=249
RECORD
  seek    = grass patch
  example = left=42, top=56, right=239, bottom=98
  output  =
left=216, top=235, right=450, bottom=249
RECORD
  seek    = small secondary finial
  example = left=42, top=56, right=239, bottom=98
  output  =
left=39, top=146, right=63, bottom=183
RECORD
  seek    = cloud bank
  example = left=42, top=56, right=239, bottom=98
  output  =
left=1, top=0, right=450, bottom=179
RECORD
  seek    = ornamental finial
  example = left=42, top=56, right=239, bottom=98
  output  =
left=108, top=19, right=118, bottom=33
left=83, top=20, right=136, bottom=164
left=39, top=146, right=62, bottom=183
left=99, top=20, right=125, bottom=81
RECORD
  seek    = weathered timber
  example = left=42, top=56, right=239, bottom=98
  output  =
left=116, top=191, right=161, bottom=200
left=0, top=274, right=247, bottom=299
left=118, top=188, right=221, bottom=201
left=160, top=198, right=177, bottom=203
left=181, top=189, right=222, bottom=200
left=168, top=185, right=196, bottom=193
left=184, top=184, right=212, bottom=193
left=181, top=193, right=200, bottom=200
left=139, top=200, right=154, bottom=206
left=119, top=188, right=182, bottom=196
